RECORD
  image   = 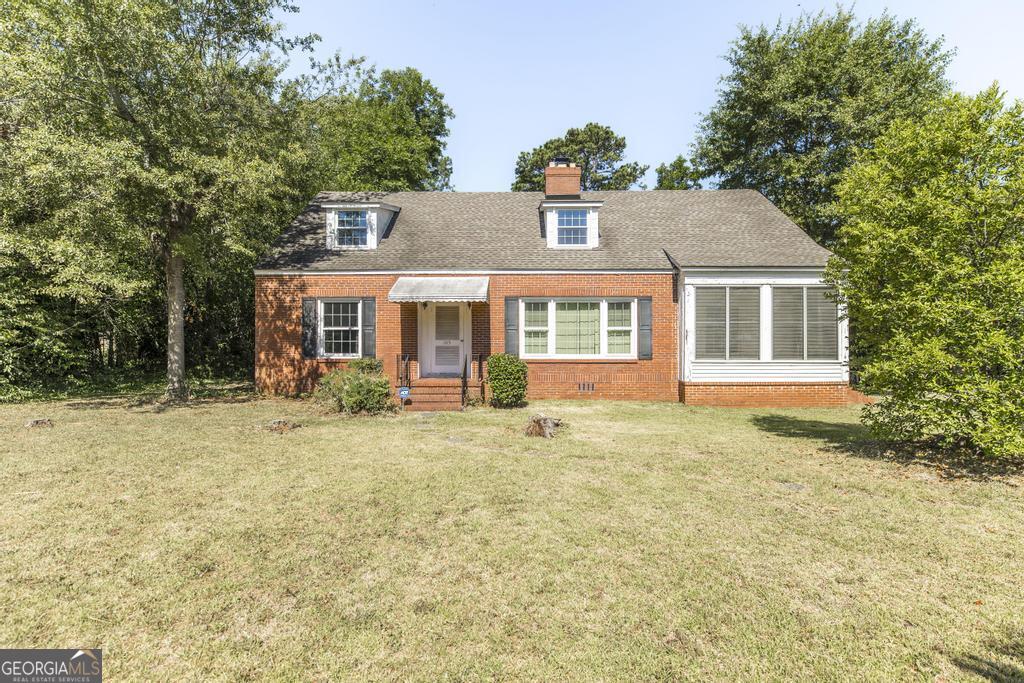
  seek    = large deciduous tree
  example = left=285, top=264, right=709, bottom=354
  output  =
left=296, top=62, right=454, bottom=194
left=691, top=9, right=951, bottom=245
left=511, top=123, right=648, bottom=191
left=2, top=0, right=304, bottom=398
left=827, top=87, right=1024, bottom=458
left=0, top=0, right=455, bottom=399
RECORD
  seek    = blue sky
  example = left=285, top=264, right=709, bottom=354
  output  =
left=281, top=0, right=1024, bottom=191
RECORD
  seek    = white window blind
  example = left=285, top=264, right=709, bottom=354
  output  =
left=806, top=288, right=839, bottom=360
left=695, top=287, right=761, bottom=360
left=728, top=287, right=760, bottom=360
left=772, top=287, right=838, bottom=360
left=772, top=288, right=804, bottom=360
left=695, top=287, right=727, bottom=360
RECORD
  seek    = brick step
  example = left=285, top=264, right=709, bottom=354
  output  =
left=403, top=398, right=463, bottom=412
left=406, top=387, right=463, bottom=396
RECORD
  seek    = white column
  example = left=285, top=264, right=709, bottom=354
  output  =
left=760, top=284, right=772, bottom=361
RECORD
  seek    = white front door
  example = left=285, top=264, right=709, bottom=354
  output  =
left=430, top=304, right=464, bottom=376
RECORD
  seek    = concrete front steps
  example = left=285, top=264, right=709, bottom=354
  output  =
left=400, top=378, right=464, bottom=412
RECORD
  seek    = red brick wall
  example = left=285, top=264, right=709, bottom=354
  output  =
left=680, top=381, right=857, bottom=408
left=254, top=272, right=856, bottom=406
left=254, top=272, right=678, bottom=400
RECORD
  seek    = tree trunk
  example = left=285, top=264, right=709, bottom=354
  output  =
left=165, top=249, right=188, bottom=399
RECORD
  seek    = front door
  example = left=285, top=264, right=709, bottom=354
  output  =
left=430, top=304, right=464, bottom=376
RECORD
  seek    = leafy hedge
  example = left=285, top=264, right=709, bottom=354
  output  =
left=314, top=360, right=393, bottom=415
left=487, top=353, right=528, bottom=408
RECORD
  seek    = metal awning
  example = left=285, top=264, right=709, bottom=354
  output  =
left=388, top=276, right=489, bottom=303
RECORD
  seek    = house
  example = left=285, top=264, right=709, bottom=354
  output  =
left=255, top=159, right=860, bottom=409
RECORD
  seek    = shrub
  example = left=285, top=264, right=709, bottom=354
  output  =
left=830, top=88, right=1024, bottom=457
left=314, top=365, right=394, bottom=415
left=348, top=357, right=383, bottom=375
left=487, top=353, right=528, bottom=408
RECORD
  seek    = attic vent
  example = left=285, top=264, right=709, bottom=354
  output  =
left=577, top=382, right=595, bottom=393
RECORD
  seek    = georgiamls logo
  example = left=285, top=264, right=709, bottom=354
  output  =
left=0, top=648, right=102, bottom=682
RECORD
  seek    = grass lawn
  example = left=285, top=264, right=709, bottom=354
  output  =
left=1, top=393, right=1022, bottom=681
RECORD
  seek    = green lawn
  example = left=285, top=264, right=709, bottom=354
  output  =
left=1, top=394, right=1022, bottom=681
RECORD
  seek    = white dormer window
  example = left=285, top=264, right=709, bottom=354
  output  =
left=557, top=209, right=588, bottom=245
left=542, top=200, right=602, bottom=249
left=324, top=202, right=398, bottom=251
left=335, top=210, right=369, bottom=247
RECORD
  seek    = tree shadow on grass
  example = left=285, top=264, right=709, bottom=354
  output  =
left=953, top=629, right=1024, bottom=682
left=751, top=414, right=1024, bottom=482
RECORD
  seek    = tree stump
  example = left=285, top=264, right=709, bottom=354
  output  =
left=266, top=419, right=300, bottom=433
left=524, top=414, right=561, bottom=438
left=24, top=418, right=54, bottom=429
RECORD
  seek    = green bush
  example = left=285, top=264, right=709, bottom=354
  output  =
left=348, top=357, right=383, bottom=375
left=487, top=353, right=528, bottom=408
left=829, top=88, right=1024, bottom=457
left=314, top=365, right=394, bottom=415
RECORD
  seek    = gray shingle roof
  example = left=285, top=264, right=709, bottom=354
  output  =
left=256, top=189, right=831, bottom=271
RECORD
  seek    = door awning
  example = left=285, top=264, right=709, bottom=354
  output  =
left=387, top=276, right=489, bottom=303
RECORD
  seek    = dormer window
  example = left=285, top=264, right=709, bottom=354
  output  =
left=335, top=210, right=369, bottom=247
left=541, top=201, right=602, bottom=249
left=556, top=209, right=588, bottom=245
left=324, top=201, right=398, bottom=251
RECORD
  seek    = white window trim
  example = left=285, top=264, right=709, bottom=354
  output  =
left=326, top=208, right=378, bottom=251
left=692, top=286, right=762, bottom=362
left=542, top=203, right=600, bottom=249
left=519, top=297, right=637, bottom=360
left=771, top=285, right=840, bottom=362
left=555, top=209, right=589, bottom=247
left=319, top=298, right=362, bottom=359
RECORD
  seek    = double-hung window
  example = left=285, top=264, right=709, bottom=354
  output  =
left=521, top=299, right=636, bottom=358
left=334, top=210, right=368, bottom=247
left=321, top=300, right=361, bottom=357
left=556, top=209, right=588, bottom=245
left=523, top=301, right=550, bottom=355
left=772, top=287, right=838, bottom=360
left=694, top=287, right=761, bottom=360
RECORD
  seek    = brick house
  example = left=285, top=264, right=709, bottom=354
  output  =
left=255, top=160, right=858, bottom=409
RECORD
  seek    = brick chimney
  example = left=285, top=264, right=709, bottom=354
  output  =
left=544, top=156, right=581, bottom=197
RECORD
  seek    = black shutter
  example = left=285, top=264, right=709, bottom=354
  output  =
left=301, top=298, right=318, bottom=358
left=638, top=297, right=653, bottom=360
left=361, top=297, right=376, bottom=358
left=504, top=297, right=519, bottom=356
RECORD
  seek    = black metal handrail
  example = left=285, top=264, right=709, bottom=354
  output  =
left=460, top=354, right=469, bottom=406
left=396, top=354, right=414, bottom=387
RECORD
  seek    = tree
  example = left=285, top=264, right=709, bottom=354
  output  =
left=692, top=9, right=951, bottom=245
left=655, top=155, right=701, bottom=190
left=2, top=0, right=308, bottom=398
left=511, top=123, right=648, bottom=191
left=295, top=62, right=455, bottom=194
left=1, top=1, right=456, bottom=398
left=827, top=87, right=1024, bottom=458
